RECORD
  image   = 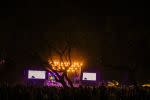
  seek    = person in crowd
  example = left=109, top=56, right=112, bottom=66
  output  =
left=0, top=82, right=149, bottom=100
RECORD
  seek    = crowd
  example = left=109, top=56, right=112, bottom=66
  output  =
left=0, top=83, right=150, bottom=100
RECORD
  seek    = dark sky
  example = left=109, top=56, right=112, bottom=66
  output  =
left=0, top=1, right=149, bottom=82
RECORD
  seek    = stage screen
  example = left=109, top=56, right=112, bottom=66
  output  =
left=28, top=70, right=46, bottom=79
left=82, top=72, right=96, bottom=81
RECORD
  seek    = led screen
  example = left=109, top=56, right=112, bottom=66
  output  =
left=82, top=72, right=96, bottom=81
left=48, top=72, right=56, bottom=82
left=28, top=70, right=46, bottom=79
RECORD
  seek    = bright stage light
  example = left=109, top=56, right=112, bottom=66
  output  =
left=48, top=60, right=83, bottom=73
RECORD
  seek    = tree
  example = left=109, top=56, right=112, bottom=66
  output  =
left=45, top=38, right=83, bottom=88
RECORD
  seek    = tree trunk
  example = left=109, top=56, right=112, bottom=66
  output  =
left=59, top=78, right=68, bottom=88
left=64, top=73, right=73, bottom=87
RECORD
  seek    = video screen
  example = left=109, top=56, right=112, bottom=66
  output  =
left=28, top=70, right=46, bottom=79
left=48, top=72, right=56, bottom=82
left=82, top=72, right=96, bottom=81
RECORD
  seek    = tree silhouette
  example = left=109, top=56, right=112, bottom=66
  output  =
left=39, top=32, right=86, bottom=87
left=46, top=40, right=74, bottom=87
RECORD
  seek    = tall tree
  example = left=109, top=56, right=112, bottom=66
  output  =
left=43, top=33, right=84, bottom=87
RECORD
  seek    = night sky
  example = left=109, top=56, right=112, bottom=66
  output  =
left=0, top=1, right=149, bottom=83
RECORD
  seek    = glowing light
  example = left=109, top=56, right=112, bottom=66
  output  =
left=60, top=63, right=63, bottom=66
left=72, top=69, right=75, bottom=72
left=67, top=70, right=70, bottom=72
left=107, top=82, right=115, bottom=87
left=56, top=62, right=59, bottom=65
left=48, top=60, right=83, bottom=73
left=49, top=61, right=52, bottom=64
left=142, top=84, right=150, bottom=87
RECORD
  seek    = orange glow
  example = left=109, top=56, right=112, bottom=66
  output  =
left=71, top=69, right=75, bottom=72
left=48, top=60, right=83, bottom=73
left=142, top=84, right=150, bottom=87
left=67, top=70, right=70, bottom=72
